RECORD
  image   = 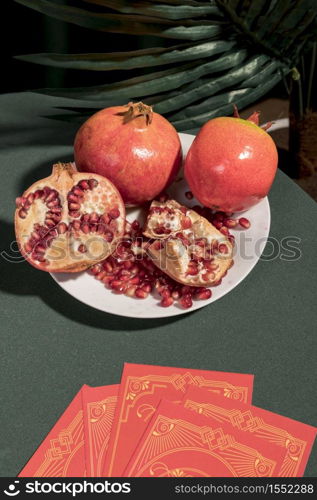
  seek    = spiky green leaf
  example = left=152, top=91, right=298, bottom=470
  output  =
left=15, top=40, right=235, bottom=71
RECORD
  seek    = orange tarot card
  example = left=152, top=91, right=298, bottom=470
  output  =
left=82, top=384, right=118, bottom=477
left=19, top=388, right=85, bottom=477
left=103, top=363, right=254, bottom=476
left=124, top=399, right=286, bottom=477
left=182, top=385, right=317, bottom=477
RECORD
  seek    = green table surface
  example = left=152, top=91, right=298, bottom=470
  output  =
left=0, top=92, right=316, bottom=477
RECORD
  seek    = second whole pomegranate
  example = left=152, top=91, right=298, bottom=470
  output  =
left=184, top=109, right=278, bottom=213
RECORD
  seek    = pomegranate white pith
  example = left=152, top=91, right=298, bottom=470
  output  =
left=15, top=163, right=125, bottom=272
left=143, top=200, right=233, bottom=287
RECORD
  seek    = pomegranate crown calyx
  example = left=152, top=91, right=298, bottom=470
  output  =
left=233, top=104, right=273, bottom=131
left=119, top=101, right=153, bottom=126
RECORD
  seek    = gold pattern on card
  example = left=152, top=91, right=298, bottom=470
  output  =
left=184, top=400, right=307, bottom=477
left=87, top=395, right=118, bottom=476
left=149, top=462, right=208, bottom=477
left=126, top=415, right=276, bottom=477
left=34, top=411, right=84, bottom=477
left=122, top=374, right=249, bottom=423
left=107, top=372, right=250, bottom=475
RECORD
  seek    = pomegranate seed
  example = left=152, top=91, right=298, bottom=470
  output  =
left=104, top=231, right=114, bottom=242
left=45, top=219, right=56, bottom=228
left=69, top=202, right=81, bottom=211
left=89, top=212, right=99, bottom=223
left=68, top=193, right=79, bottom=203
left=239, top=217, right=251, bottom=229
left=102, top=275, right=113, bottom=285
left=100, top=213, right=110, bottom=225
left=132, top=220, right=140, bottom=231
left=90, top=264, right=102, bottom=275
left=78, top=244, right=87, bottom=253
left=16, top=197, right=26, bottom=208
left=213, top=211, right=226, bottom=221
left=90, top=223, right=98, bottom=233
left=33, top=254, right=47, bottom=263
left=202, top=271, right=215, bottom=281
left=213, top=278, right=222, bottom=286
left=181, top=285, right=191, bottom=296
left=31, top=230, right=41, bottom=241
left=179, top=293, right=193, bottom=309
left=88, top=179, right=98, bottom=190
left=129, top=276, right=140, bottom=285
left=161, top=288, right=171, bottom=298
left=73, top=186, right=84, bottom=197
left=72, top=220, right=81, bottom=231
left=142, top=283, right=152, bottom=293
left=45, top=191, right=58, bottom=203
left=161, top=296, right=174, bottom=307
left=204, top=262, right=219, bottom=271
left=185, top=191, right=193, bottom=200
left=171, top=290, right=180, bottom=300
left=196, top=289, right=212, bottom=300
left=101, top=262, right=111, bottom=273
left=218, top=244, right=229, bottom=254
left=49, top=207, right=62, bottom=214
left=187, top=264, right=199, bottom=276
left=47, top=199, right=60, bottom=208
left=224, top=218, right=238, bottom=228
left=79, top=180, right=90, bottom=190
left=70, top=211, right=81, bottom=218
left=125, top=286, right=137, bottom=297
left=96, top=270, right=107, bottom=280
left=123, top=260, right=133, bottom=269
left=35, top=190, right=44, bottom=199
left=81, top=222, right=90, bottom=234
left=220, top=226, right=229, bottom=236
left=27, top=193, right=34, bottom=204
left=213, top=220, right=223, bottom=229
left=135, top=288, right=148, bottom=299
left=181, top=216, right=192, bottom=229
left=111, top=280, right=123, bottom=290
left=57, top=222, right=67, bottom=234
left=109, top=208, right=120, bottom=219
left=35, top=243, right=47, bottom=254
left=24, top=242, right=33, bottom=253
left=18, top=209, right=27, bottom=219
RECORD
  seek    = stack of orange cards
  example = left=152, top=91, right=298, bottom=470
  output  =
left=19, top=363, right=316, bottom=478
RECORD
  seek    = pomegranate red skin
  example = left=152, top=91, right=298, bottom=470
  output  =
left=184, top=117, right=278, bottom=212
left=74, top=105, right=182, bottom=206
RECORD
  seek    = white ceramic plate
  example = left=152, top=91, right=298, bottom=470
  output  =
left=51, top=133, right=270, bottom=318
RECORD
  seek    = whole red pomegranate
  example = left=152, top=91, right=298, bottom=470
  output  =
left=74, top=102, right=182, bottom=206
left=184, top=109, right=278, bottom=212
left=15, top=162, right=125, bottom=272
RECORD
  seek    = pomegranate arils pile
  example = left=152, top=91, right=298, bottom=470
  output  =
left=90, top=203, right=251, bottom=309
left=16, top=187, right=64, bottom=264
left=90, top=221, right=213, bottom=309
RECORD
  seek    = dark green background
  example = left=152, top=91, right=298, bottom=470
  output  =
left=0, top=92, right=316, bottom=477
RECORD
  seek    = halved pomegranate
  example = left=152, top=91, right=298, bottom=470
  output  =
left=143, top=200, right=233, bottom=287
left=14, top=162, right=125, bottom=272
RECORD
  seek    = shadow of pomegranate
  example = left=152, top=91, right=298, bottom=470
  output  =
left=0, top=218, right=183, bottom=331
